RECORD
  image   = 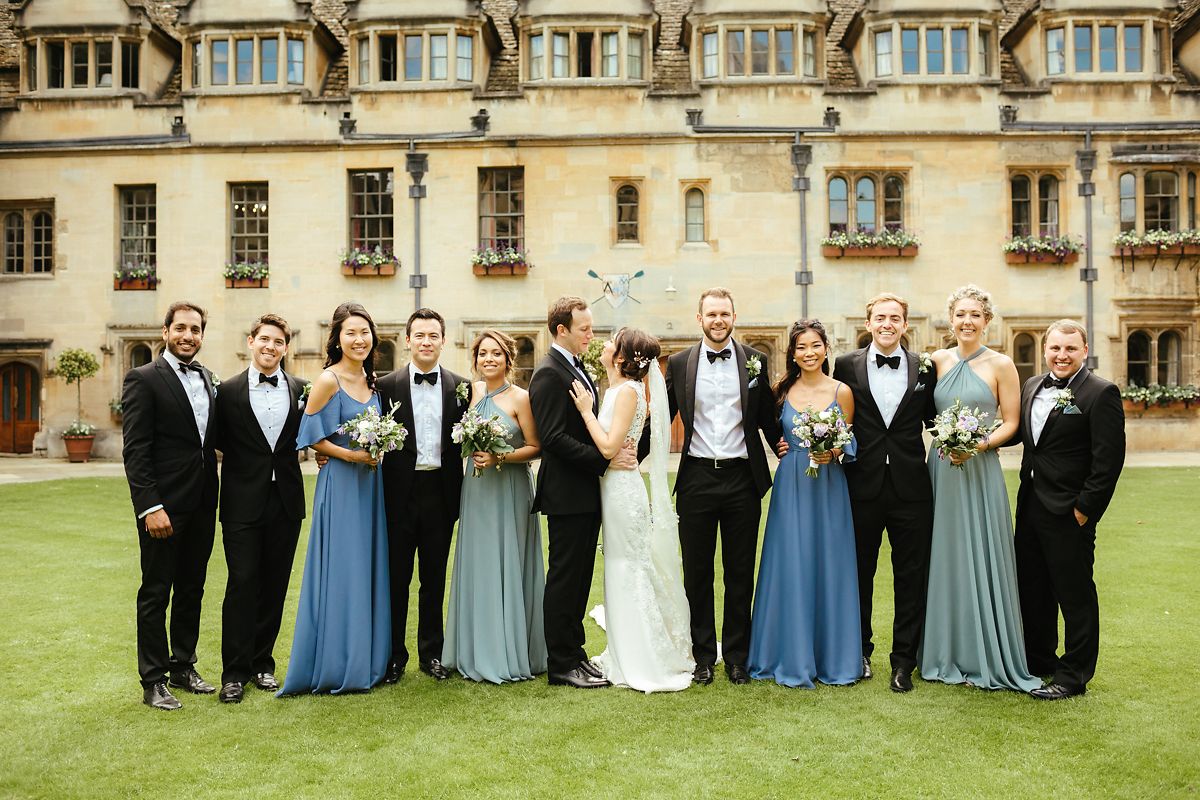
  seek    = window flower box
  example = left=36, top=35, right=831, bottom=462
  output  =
left=471, top=246, right=531, bottom=276
left=1005, top=252, right=1080, bottom=264
left=340, top=246, right=400, bottom=276
left=1003, top=235, right=1083, bottom=264
left=113, top=263, right=158, bottom=290
left=1120, top=384, right=1198, bottom=416
left=224, top=261, right=270, bottom=288
left=1113, top=230, right=1200, bottom=258
left=820, top=229, right=920, bottom=259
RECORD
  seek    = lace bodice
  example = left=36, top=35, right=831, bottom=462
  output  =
left=598, top=380, right=646, bottom=442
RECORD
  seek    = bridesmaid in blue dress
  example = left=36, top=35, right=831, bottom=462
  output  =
left=919, top=285, right=1039, bottom=692
left=749, top=319, right=862, bottom=688
left=278, top=303, right=391, bottom=696
left=443, top=329, right=547, bottom=683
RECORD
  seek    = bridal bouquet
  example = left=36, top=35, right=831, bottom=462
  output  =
left=453, top=407, right=514, bottom=477
left=337, top=401, right=407, bottom=471
left=931, top=399, right=1001, bottom=470
left=791, top=406, right=853, bottom=478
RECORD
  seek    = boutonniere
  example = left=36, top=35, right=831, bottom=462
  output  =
left=455, top=381, right=470, bottom=404
left=298, top=382, right=311, bottom=407
left=918, top=352, right=933, bottom=375
left=208, top=371, right=220, bottom=396
left=746, top=355, right=762, bottom=380
left=1053, top=388, right=1078, bottom=413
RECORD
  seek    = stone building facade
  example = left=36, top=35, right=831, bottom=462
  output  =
left=2, top=0, right=1198, bottom=457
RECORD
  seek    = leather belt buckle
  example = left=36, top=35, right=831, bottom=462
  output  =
left=712, top=458, right=723, bottom=470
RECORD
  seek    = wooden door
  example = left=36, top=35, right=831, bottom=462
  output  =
left=0, top=362, right=40, bottom=454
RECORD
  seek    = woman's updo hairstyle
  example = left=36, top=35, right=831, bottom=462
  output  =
left=612, top=327, right=661, bottom=381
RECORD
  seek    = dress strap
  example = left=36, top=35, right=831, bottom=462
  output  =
left=322, top=368, right=343, bottom=389
left=956, top=346, right=988, bottom=363
left=484, top=382, right=511, bottom=400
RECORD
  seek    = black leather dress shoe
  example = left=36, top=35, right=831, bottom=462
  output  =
left=579, top=659, right=604, bottom=680
left=383, top=662, right=404, bottom=684
left=890, top=667, right=914, bottom=693
left=862, top=658, right=873, bottom=680
left=143, top=681, right=182, bottom=711
left=548, top=667, right=610, bottom=688
left=1030, top=682, right=1085, bottom=700
left=219, top=682, right=244, bottom=704
left=169, top=668, right=216, bottom=694
left=419, top=659, right=451, bottom=680
left=726, top=664, right=751, bottom=685
left=692, top=664, right=715, bottom=685
left=251, top=672, right=278, bottom=691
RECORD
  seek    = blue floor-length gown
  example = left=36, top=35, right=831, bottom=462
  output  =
left=919, top=348, right=1040, bottom=692
left=748, top=396, right=862, bottom=688
left=443, top=385, right=547, bottom=683
left=277, top=385, right=391, bottom=695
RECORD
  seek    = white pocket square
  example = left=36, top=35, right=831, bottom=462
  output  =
left=748, top=378, right=759, bottom=389
left=913, top=383, right=926, bottom=392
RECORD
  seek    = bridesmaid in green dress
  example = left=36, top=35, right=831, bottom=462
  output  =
left=443, top=329, right=548, bottom=683
left=919, top=285, right=1040, bottom=692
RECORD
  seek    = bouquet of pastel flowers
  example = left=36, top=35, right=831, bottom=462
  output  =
left=931, top=398, right=1001, bottom=470
left=453, top=406, right=514, bottom=477
left=337, top=401, right=407, bottom=471
left=791, top=406, right=853, bottom=478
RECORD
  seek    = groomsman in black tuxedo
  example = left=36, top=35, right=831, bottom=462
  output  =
left=529, top=296, right=638, bottom=689
left=121, top=301, right=219, bottom=710
left=213, top=314, right=308, bottom=703
left=376, top=308, right=468, bottom=683
left=832, top=292, right=937, bottom=693
left=1015, top=320, right=1125, bottom=700
left=664, top=288, right=782, bottom=685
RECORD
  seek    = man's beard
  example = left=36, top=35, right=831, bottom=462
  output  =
left=703, top=323, right=731, bottom=344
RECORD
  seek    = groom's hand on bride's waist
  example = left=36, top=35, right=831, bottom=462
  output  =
left=609, top=440, right=638, bottom=471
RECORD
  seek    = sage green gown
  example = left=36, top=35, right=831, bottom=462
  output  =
left=919, top=348, right=1040, bottom=692
left=442, top=385, right=547, bottom=683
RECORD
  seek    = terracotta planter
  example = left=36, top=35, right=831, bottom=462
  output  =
left=114, top=277, right=156, bottom=290
left=1122, top=399, right=1195, bottom=416
left=1115, top=245, right=1170, bottom=258
left=225, top=278, right=268, bottom=288
left=63, top=435, right=96, bottom=463
left=1004, top=251, right=1079, bottom=264
left=822, top=245, right=918, bottom=258
left=341, top=262, right=398, bottom=276
left=472, top=262, right=530, bottom=276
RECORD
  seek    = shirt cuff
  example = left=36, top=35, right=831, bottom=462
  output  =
left=138, top=504, right=164, bottom=519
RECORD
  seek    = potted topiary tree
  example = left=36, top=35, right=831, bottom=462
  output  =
left=55, top=347, right=101, bottom=462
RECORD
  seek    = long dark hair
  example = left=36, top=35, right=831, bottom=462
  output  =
left=324, top=302, right=379, bottom=390
left=773, top=318, right=830, bottom=408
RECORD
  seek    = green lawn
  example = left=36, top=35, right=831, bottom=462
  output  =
left=1, top=469, right=1197, bottom=799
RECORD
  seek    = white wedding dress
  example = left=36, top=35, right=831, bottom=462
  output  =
left=593, top=374, right=694, bottom=693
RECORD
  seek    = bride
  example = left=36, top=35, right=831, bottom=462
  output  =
left=569, top=328, right=694, bottom=693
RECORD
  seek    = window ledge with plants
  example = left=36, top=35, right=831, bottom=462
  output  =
left=1003, top=235, right=1083, bottom=264
left=1113, top=230, right=1200, bottom=259
left=113, top=263, right=158, bottom=290
left=224, top=261, right=270, bottom=288
left=471, top=246, right=532, bottom=276
left=820, top=230, right=920, bottom=258
left=1120, top=383, right=1200, bottom=415
left=341, top=246, right=400, bottom=276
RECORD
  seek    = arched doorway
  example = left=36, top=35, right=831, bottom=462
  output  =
left=1, top=362, right=40, bottom=454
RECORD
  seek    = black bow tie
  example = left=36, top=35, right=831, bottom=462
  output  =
left=875, top=354, right=901, bottom=370
left=415, top=371, right=438, bottom=386
left=179, top=361, right=203, bottom=375
left=707, top=349, right=732, bottom=364
left=257, top=373, right=279, bottom=387
left=1042, top=374, right=1069, bottom=390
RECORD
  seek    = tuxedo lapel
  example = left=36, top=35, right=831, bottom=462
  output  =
left=438, top=366, right=460, bottom=446
left=201, top=369, right=218, bottom=439
left=154, top=357, right=201, bottom=444
left=1037, top=368, right=1089, bottom=448
left=235, top=371, right=272, bottom=453
left=734, top=341, right=750, bottom=423
left=275, top=372, right=303, bottom=454
left=853, top=349, right=884, bottom=424
left=550, top=347, right=597, bottom=413
left=396, top=366, right=416, bottom=452
left=891, top=348, right=920, bottom=422
left=684, top=343, right=700, bottom=427
left=1022, top=373, right=1042, bottom=449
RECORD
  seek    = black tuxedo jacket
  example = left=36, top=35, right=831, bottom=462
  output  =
left=832, top=347, right=937, bottom=503
left=213, top=369, right=307, bottom=524
left=121, top=355, right=219, bottom=517
left=1016, top=368, right=1125, bottom=523
left=376, top=364, right=468, bottom=523
left=528, top=348, right=608, bottom=515
left=665, top=340, right=783, bottom=499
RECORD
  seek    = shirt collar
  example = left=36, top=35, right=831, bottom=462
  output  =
left=551, top=343, right=581, bottom=364
left=162, top=350, right=186, bottom=372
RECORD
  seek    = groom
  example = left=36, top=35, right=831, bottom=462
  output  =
left=665, top=287, right=782, bottom=685
left=529, top=296, right=637, bottom=688
left=1015, top=320, right=1124, bottom=700
left=832, top=292, right=937, bottom=693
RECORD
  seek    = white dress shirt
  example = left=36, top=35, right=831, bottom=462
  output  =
left=689, top=341, right=748, bottom=460
left=249, top=365, right=290, bottom=479
left=866, top=343, right=908, bottom=429
left=1031, top=367, right=1084, bottom=445
left=410, top=365, right=443, bottom=471
left=162, top=349, right=210, bottom=444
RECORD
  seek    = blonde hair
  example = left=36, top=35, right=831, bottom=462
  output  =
left=946, top=284, right=994, bottom=323
left=470, top=329, right=516, bottom=377
left=698, top=287, right=735, bottom=314
left=865, top=292, right=909, bottom=321
left=1045, top=319, right=1089, bottom=346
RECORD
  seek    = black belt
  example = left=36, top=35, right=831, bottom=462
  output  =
left=685, top=455, right=748, bottom=470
